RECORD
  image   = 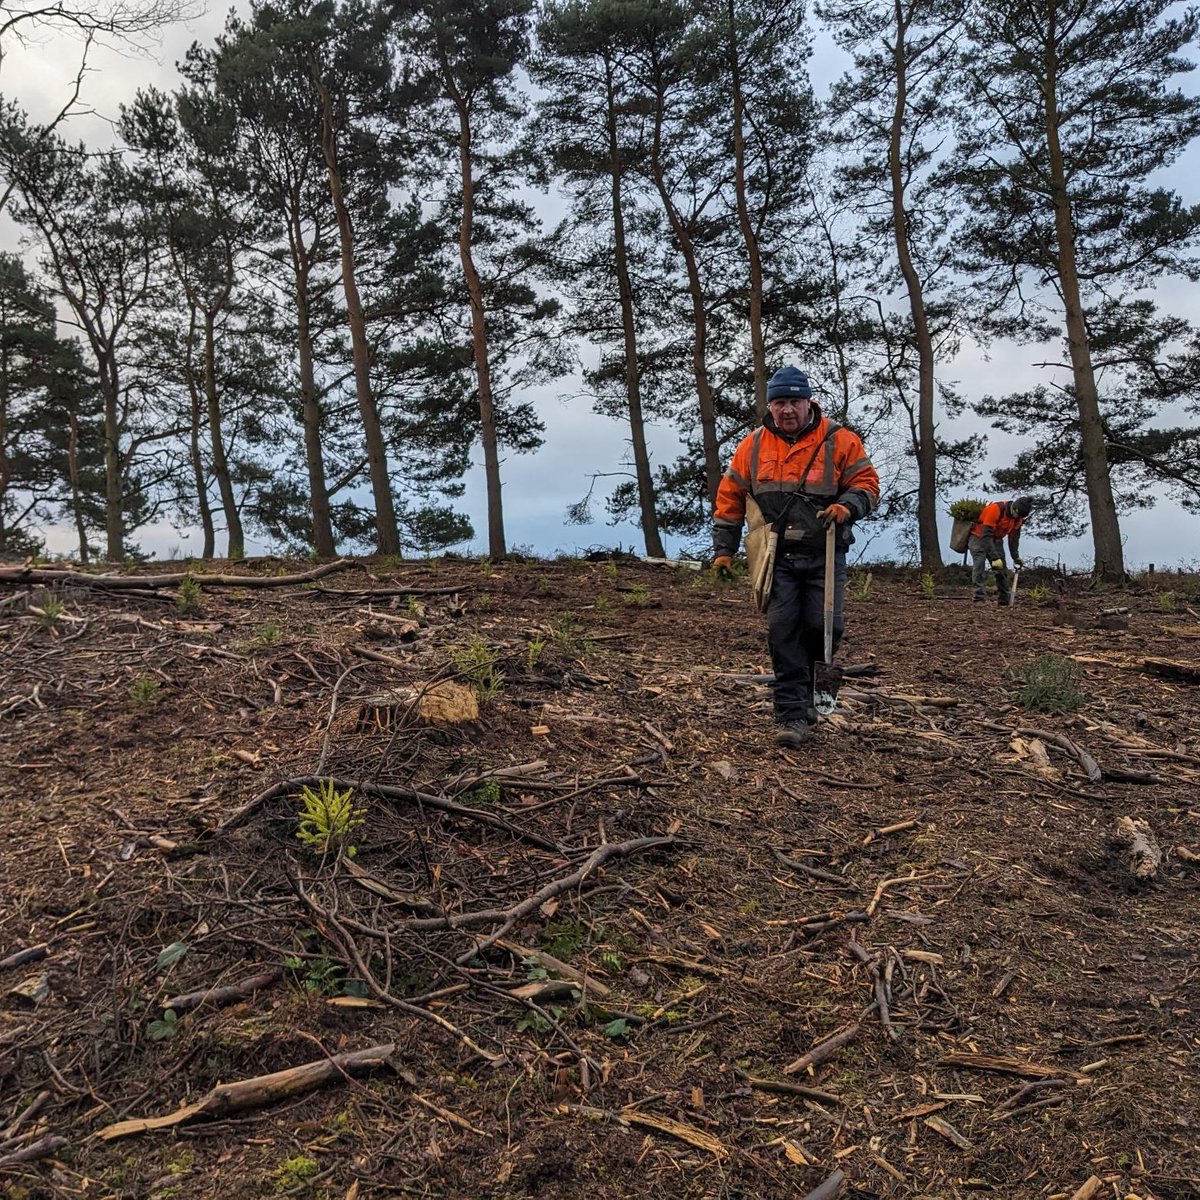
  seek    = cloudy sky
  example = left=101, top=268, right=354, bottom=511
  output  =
left=6, top=3, right=1199, bottom=569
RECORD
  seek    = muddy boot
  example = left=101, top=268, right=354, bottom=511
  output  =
left=776, top=721, right=814, bottom=748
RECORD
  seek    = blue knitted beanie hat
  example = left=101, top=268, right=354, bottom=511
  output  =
left=766, top=365, right=812, bottom=402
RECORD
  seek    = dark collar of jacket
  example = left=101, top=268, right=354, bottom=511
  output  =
left=763, top=402, right=823, bottom=445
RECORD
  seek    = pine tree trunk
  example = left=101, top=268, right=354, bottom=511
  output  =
left=606, top=59, right=664, bottom=558
left=184, top=311, right=216, bottom=559
left=728, top=0, right=767, bottom=422
left=0, top=347, right=10, bottom=550
left=889, top=2, right=942, bottom=569
left=447, top=80, right=506, bottom=559
left=649, top=81, right=721, bottom=505
left=100, top=354, right=123, bottom=562
left=66, top=406, right=89, bottom=563
left=313, top=71, right=400, bottom=557
left=292, top=243, right=336, bottom=558
left=1043, top=10, right=1125, bottom=581
left=203, top=311, right=244, bottom=560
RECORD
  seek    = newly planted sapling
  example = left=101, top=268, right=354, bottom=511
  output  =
left=176, top=577, right=203, bottom=615
left=295, top=779, right=364, bottom=857
left=129, top=675, right=161, bottom=705
left=526, top=638, right=545, bottom=670
left=450, top=635, right=504, bottom=700
left=33, top=595, right=66, bottom=631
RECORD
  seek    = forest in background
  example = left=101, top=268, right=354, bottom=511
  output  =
left=1, top=0, right=1200, bottom=577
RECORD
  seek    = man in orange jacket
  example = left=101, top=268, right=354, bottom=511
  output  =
left=712, top=366, right=880, bottom=748
left=969, top=496, right=1033, bottom=604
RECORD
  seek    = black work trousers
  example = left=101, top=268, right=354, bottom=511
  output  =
left=968, top=535, right=1010, bottom=603
left=766, top=545, right=847, bottom=724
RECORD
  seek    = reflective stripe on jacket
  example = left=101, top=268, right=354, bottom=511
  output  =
left=712, top=407, right=880, bottom=558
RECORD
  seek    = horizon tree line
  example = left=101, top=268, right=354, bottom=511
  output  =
left=0, top=0, right=1197, bottom=577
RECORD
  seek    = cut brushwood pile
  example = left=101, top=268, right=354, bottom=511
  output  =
left=0, top=560, right=1197, bottom=1198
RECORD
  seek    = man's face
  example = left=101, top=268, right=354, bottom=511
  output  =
left=769, top=396, right=810, bottom=433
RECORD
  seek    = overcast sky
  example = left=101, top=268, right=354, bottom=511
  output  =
left=6, top=4, right=1200, bottom=569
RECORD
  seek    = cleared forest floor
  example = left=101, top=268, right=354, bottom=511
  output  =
left=1, top=555, right=1198, bottom=1200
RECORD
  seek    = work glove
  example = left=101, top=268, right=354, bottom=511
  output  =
left=711, top=555, right=733, bottom=579
left=816, top=503, right=851, bottom=527
left=1013, top=557, right=1024, bottom=570
left=990, top=558, right=1004, bottom=571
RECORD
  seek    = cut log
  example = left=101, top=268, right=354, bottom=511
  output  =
left=1113, top=817, right=1162, bottom=880
left=1142, top=657, right=1200, bottom=685
left=97, top=1042, right=395, bottom=1139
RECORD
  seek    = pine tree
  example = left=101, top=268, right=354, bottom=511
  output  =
left=533, top=0, right=668, bottom=557
left=625, top=0, right=728, bottom=505
left=0, top=254, right=60, bottom=555
left=0, top=114, right=162, bottom=560
left=821, top=0, right=969, bottom=568
left=980, top=299, right=1200, bottom=538
left=695, top=0, right=816, bottom=420
left=957, top=0, right=1200, bottom=579
left=393, top=0, right=555, bottom=559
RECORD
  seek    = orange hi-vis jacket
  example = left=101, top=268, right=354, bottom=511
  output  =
left=712, top=406, right=880, bottom=558
left=970, top=501, right=1024, bottom=555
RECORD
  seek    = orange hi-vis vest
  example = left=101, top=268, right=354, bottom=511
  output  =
left=970, top=501, right=1024, bottom=541
left=713, top=409, right=879, bottom=557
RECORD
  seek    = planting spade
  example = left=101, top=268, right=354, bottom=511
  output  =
left=813, top=522, right=843, bottom=716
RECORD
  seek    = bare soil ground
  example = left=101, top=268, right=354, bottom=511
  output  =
left=1, top=555, right=1198, bottom=1200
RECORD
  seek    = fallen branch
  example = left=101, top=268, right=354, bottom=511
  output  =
left=162, top=967, right=283, bottom=1014
left=784, top=1023, right=860, bottom=1076
left=937, top=1052, right=1090, bottom=1082
left=213, top=774, right=560, bottom=852
left=492, top=938, right=612, bottom=999
left=866, top=870, right=930, bottom=917
left=992, top=1078, right=1069, bottom=1114
left=2, top=1090, right=51, bottom=1139
left=734, top=1071, right=842, bottom=1105
left=96, top=1043, right=395, bottom=1140
left=0, top=1134, right=69, bottom=1168
left=440, top=837, right=675, bottom=954
left=848, top=941, right=902, bottom=1041
left=924, top=1114, right=974, bottom=1152
left=291, top=878, right=504, bottom=1065
left=773, top=849, right=854, bottom=888
left=0, top=944, right=49, bottom=971
left=0, top=559, right=356, bottom=591
left=863, top=819, right=918, bottom=846
left=312, top=584, right=466, bottom=598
